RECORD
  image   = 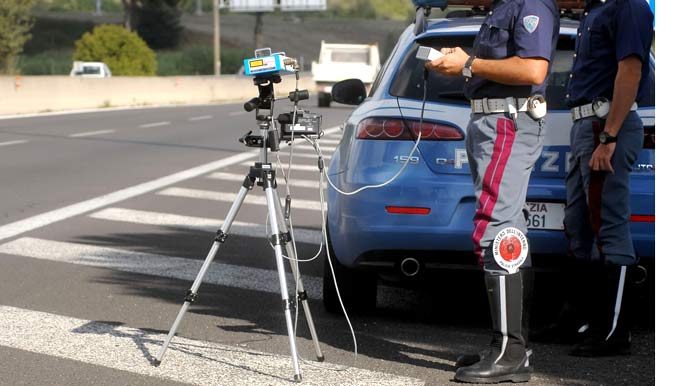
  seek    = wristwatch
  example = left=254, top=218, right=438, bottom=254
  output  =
left=598, top=131, right=617, bottom=144
left=462, top=56, right=476, bottom=79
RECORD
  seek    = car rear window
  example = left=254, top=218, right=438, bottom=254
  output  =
left=389, top=36, right=475, bottom=105
left=330, top=49, right=370, bottom=64
left=389, top=33, right=655, bottom=109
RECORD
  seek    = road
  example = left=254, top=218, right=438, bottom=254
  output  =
left=0, top=101, right=653, bottom=386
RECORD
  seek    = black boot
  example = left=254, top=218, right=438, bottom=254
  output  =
left=570, top=264, right=633, bottom=357
left=530, top=259, right=590, bottom=344
left=454, top=272, right=532, bottom=384
left=455, top=268, right=534, bottom=368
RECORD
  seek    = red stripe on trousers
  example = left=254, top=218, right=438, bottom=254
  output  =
left=472, top=118, right=516, bottom=264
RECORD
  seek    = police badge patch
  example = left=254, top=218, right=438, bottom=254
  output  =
left=523, top=15, right=540, bottom=33
left=493, top=227, right=529, bottom=274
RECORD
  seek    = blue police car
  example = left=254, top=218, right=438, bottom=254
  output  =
left=322, top=3, right=655, bottom=312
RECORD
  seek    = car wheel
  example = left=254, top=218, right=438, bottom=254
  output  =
left=322, top=229, right=377, bottom=314
left=318, top=92, right=331, bottom=108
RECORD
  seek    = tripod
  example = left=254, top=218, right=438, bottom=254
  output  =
left=154, top=74, right=324, bottom=383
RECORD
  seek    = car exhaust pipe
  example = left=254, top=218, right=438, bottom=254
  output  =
left=400, top=257, right=421, bottom=277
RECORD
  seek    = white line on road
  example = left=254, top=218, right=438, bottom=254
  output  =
left=139, top=121, right=171, bottom=128
left=208, top=172, right=325, bottom=190
left=0, top=127, right=339, bottom=242
left=229, top=111, right=247, bottom=116
left=274, top=152, right=331, bottom=159
left=188, top=115, right=212, bottom=121
left=0, top=237, right=321, bottom=297
left=0, top=305, right=424, bottom=386
left=0, top=152, right=258, bottom=242
left=0, top=140, right=28, bottom=147
left=158, top=187, right=323, bottom=211
left=89, top=207, right=322, bottom=244
left=292, top=144, right=337, bottom=154
left=69, top=129, right=116, bottom=138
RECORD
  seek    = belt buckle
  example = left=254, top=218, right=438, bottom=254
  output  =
left=482, top=98, right=490, bottom=114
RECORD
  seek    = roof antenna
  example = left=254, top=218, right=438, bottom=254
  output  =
left=413, top=4, right=432, bottom=35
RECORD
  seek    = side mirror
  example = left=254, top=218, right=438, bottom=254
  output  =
left=331, top=79, right=367, bottom=105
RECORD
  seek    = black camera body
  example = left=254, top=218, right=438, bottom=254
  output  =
left=278, top=111, right=322, bottom=141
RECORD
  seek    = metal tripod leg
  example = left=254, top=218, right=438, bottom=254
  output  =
left=262, top=175, right=303, bottom=382
left=154, top=183, right=251, bottom=365
left=271, top=188, right=325, bottom=362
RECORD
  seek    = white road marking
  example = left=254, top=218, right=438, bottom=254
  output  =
left=89, top=208, right=322, bottom=244
left=0, top=152, right=259, bottom=242
left=188, top=115, right=212, bottom=121
left=140, top=121, right=171, bottom=128
left=158, top=187, right=323, bottom=211
left=274, top=152, right=331, bottom=159
left=0, top=305, right=424, bottom=386
left=208, top=172, right=325, bottom=189
left=229, top=111, right=247, bottom=116
left=69, top=129, right=116, bottom=138
left=292, top=143, right=337, bottom=153
left=0, top=127, right=339, bottom=242
left=0, top=237, right=321, bottom=297
left=0, top=140, right=28, bottom=147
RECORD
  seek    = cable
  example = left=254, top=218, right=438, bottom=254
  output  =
left=321, top=69, right=430, bottom=197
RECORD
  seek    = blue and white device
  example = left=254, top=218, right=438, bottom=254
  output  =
left=243, top=48, right=297, bottom=77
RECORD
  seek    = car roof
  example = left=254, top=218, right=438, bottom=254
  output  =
left=415, top=16, right=580, bottom=38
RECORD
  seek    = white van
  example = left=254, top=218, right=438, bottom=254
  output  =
left=69, top=61, right=112, bottom=78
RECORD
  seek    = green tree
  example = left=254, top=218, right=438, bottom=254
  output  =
left=0, top=0, right=37, bottom=74
left=73, top=24, right=157, bottom=75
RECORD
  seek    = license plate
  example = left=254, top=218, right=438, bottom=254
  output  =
left=525, top=202, right=565, bottom=230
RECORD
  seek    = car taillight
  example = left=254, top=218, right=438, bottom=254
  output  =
left=356, top=118, right=464, bottom=140
left=643, top=126, right=655, bottom=149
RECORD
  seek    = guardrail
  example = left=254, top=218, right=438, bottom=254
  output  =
left=0, top=75, right=315, bottom=116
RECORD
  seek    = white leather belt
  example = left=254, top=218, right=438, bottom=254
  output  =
left=471, top=97, right=529, bottom=114
left=571, top=101, right=638, bottom=121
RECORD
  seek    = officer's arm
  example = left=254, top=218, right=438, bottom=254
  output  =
left=470, top=56, right=549, bottom=86
left=603, top=56, right=643, bottom=137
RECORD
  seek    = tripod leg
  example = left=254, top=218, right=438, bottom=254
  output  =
left=154, top=184, right=251, bottom=366
left=271, top=189, right=325, bottom=362
left=263, top=179, right=302, bottom=382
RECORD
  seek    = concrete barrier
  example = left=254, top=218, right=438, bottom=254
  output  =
left=0, top=75, right=315, bottom=116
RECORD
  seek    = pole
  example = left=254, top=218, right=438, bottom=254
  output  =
left=213, top=0, right=221, bottom=76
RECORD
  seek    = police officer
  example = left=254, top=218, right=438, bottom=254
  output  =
left=563, top=0, right=653, bottom=356
left=426, top=0, right=559, bottom=383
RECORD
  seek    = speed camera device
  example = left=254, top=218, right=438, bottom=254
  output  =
left=243, top=48, right=298, bottom=77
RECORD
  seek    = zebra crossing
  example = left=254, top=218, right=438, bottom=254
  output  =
left=0, top=128, right=425, bottom=386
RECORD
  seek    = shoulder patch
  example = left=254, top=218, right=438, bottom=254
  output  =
left=523, top=15, right=540, bottom=33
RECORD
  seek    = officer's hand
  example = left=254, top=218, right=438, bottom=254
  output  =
left=589, top=143, right=616, bottom=173
left=425, top=47, right=469, bottom=77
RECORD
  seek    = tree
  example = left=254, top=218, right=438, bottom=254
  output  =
left=136, top=0, right=183, bottom=49
left=73, top=24, right=157, bottom=75
left=120, top=0, right=183, bottom=49
left=0, top=0, right=36, bottom=74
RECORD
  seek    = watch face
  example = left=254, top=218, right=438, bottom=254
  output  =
left=599, top=132, right=607, bottom=143
left=462, top=67, right=471, bottom=78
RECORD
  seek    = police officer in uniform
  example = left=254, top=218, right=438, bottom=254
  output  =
left=563, top=0, right=653, bottom=356
left=427, top=0, right=559, bottom=382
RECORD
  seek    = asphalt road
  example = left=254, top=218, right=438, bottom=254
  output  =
left=0, top=101, right=654, bottom=386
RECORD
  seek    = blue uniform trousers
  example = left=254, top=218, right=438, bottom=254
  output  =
left=564, top=113, right=643, bottom=266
